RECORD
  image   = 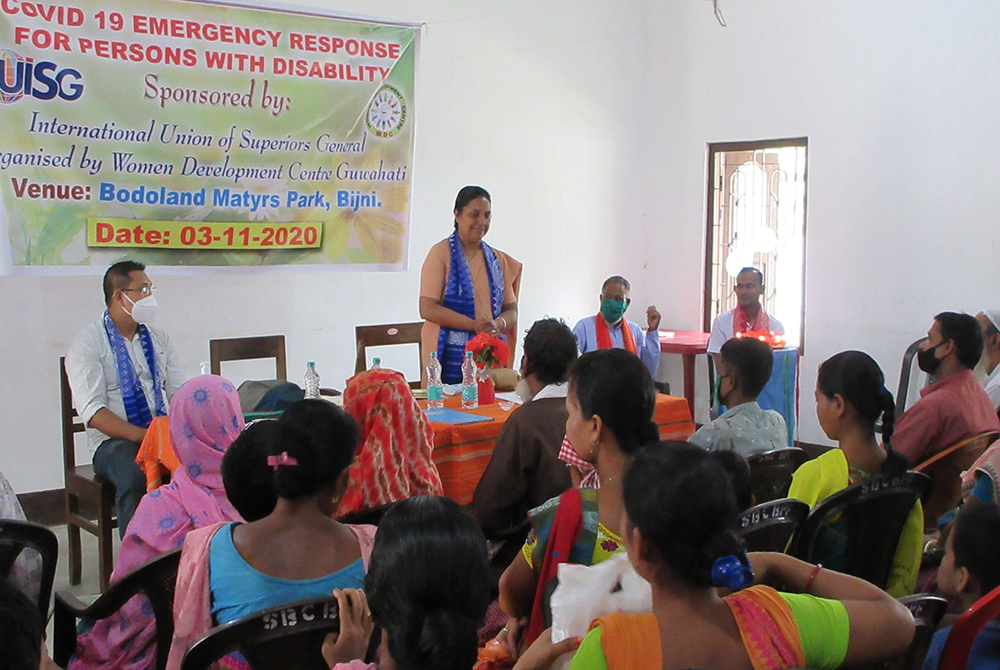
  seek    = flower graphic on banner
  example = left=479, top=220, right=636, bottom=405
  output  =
left=331, top=147, right=409, bottom=264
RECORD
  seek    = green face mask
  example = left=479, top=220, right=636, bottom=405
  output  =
left=600, top=298, right=627, bottom=323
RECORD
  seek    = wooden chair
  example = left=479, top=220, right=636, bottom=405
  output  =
left=746, top=447, right=808, bottom=504
left=938, top=582, right=1000, bottom=670
left=60, top=356, right=116, bottom=592
left=735, top=498, right=809, bottom=553
left=210, top=335, right=287, bottom=380
left=354, top=322, right=424, bottom=389
left=914, top=430, right=999, bottom=531
left=792, top=471, right=931, bottom=591
left=181, top=595, right=360, bottom=670
left=0, top=519, right=58, bottom=620
left=52, top=549, right=181, bottom=670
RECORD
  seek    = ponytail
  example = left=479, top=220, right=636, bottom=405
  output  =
left=878, top=386, right=908, bottom=474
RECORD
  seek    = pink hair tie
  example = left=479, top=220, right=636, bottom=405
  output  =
left=267, top=452, right=299, bottom=470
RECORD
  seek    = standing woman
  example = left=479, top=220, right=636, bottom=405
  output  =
left=420, top=186, right=522, bottom=383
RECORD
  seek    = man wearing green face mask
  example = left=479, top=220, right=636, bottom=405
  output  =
left=572, top=275, right=662, bottom=376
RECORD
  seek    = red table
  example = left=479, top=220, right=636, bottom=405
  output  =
left=659, top=330, right=711, bottom=419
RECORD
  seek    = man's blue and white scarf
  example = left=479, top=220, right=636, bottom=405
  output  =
left=103, top=311, right=165, bottom=428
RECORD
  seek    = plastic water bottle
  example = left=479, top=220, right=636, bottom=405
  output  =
left=304, top=361, right=321, bottom=399
left=427, top=352, right=444, bottom=409
left=461, top=351, right=478, bottom=409
left=371, top=357, right=382, bottom=370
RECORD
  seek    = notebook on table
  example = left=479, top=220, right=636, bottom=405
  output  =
left=422, top=408, right=495, bottom=424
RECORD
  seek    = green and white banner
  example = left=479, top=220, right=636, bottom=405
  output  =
left=0, top=0, right=418, bottom=270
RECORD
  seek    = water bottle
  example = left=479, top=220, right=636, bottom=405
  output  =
left=461, top=351, right=478, bottom=409
left=371, top=357, right=382, bottom=370
left=303, top=361, right=321, bottom=399
left=426, top=352, right=444, bottom=409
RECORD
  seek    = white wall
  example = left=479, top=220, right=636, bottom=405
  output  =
left=6, top=0, right=999, bottom=493
left=1, top=0, right=651, bottom=493
left=645, top=0, right=1000, bottom=438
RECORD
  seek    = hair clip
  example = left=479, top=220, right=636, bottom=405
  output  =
left=711, top=554, right=755, bottom=591
left=267, top=452, right=299, bottom=470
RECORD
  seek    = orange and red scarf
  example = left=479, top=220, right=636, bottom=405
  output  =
left=594, top=312, right=638, bottom=355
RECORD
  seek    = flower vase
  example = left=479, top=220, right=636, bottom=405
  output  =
left=477, top=368, right=496, bottom=405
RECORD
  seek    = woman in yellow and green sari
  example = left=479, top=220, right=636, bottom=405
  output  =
left=569, top=443, right=915, bottom=670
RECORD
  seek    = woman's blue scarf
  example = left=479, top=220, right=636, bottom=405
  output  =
left=103, top=311, right=166, bottom=428
left=437, top=230, right=505, bottom=383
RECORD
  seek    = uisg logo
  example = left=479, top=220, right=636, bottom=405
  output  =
left=0, top=48, right=83, bottom=103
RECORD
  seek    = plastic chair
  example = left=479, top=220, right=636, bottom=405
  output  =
left=0, top=519, right=58, bottom=620
left=181, top=595, right=365, bottom=670
left=895, top=338, right=927, bottom=419
left=889, top=594, right=949, bottom=670
left=735, top=498, right=809, bottom=553
left=60, top=356, right=117, bottom=591
left=53, top=548, right=181, bottom=670
left=354, top=322, right=424, bottom=389
left=746, top=447, right=808, bottom=504
left=938, top=582, right=1000, bottom=670
left=792, top=471, right=931, bottom=591
left=914, top=431, right=999, bottom=531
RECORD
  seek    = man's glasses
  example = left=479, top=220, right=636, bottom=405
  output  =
left=122, top=285, right=156, bottom=297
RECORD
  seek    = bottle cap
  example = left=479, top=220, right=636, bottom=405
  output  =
left=466, top=350, right=473, bottom=356
left=430, top=351, right=437, bottom=359
left=307, top=361, right=315, bottom=366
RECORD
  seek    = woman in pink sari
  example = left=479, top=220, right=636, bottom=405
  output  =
left=68, top=375, right=245, bottom=670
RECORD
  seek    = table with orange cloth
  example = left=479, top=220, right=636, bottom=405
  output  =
left=135, top=394, right=695, bottom=506
left=426, top=393, right=695, bottom=505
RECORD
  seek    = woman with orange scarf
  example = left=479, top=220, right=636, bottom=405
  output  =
left=569, top=443, right=915, bottom=670
left=336, top=368, right=443, bottom=518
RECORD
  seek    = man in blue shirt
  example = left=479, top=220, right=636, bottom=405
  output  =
left=572, top=275, right=661, bottom=377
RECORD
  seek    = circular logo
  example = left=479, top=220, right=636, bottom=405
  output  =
left=366, top=85, right=406, bottom=138
left=0, top=49, right=27, bottom=104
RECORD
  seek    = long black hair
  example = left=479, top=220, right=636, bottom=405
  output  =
left=268, top=400, right=358, bottom=499
left=623, top=442, right=744, bottom=587
left=816, top=351, right=907, bottom=474
left=568, top=349, right=659, bottom=454
left=365, top=496, right=490, bottom=670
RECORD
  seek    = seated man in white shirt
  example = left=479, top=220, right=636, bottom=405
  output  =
left=572, top=275, right=661, bottom=377
left=707, top=267, right=784, bottom=364
left=976, top=309, right=1000, bottom=410
left=66, top=261, right=182, bottom=536
left=688, top=336, right=788, bottom=457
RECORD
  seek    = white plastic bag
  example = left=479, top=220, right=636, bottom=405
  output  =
left=548, top=554, right=653, bottom=670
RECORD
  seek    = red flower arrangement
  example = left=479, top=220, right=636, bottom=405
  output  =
left=465, top=333, right=510, bottom=370
left=736, top=330, right=787, bottom=348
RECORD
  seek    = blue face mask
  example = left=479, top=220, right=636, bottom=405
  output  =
left=600, top=298, right=628, bottom=324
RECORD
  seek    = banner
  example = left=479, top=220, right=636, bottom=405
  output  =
left=0, top=0, right=418, bottom=270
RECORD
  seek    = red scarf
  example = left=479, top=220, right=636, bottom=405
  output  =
left=594, top=313, right=638, bottom=355
left=733, top=304, right=771, bottom=335
left=526, top=488, right=583, bottom=646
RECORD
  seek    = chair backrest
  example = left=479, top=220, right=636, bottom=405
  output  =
left=53, top=549, right=181, bottom=669
left=746, top=447, right=809, bottom=504
left=914, top=431, right=999, bottom=528
left=938, top=582, right=1000, bottom=670
left=59, top=356, right=86, bottom=471
left=354, top=322, right=423, bottom=389
left=0, top=519, right=58, bottom=620
left=735, top=498, right=810, bottom=553
left=792, top=471, right=931, bottom=591
left=209, top=335, right=287, bottom=380
left=886, top=594, right=949, bottom=670
left=895, top=338, right=927, bottom=419
left=181, top=595, right=345, bottom=670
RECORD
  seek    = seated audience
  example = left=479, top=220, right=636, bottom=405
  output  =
left=707, top=266, right=784, bottom=363
left=0, top=579, right=50, bottom=670
left=976, top=310, right=1000, bottom=410
left=498, top=348, right=659, bottom=658
left=572, top=275, right=661, bottom=377
left=893, top=312, right=1000, bottom=465
left=322, top=496, right=492, bottom=670
left=923, top=504, right=1000, bottom=670
left=0, top=468, right=42, bottom=604
left=788, top=351, right=922, bottom=596
left=473, top=318, right=577, bottom=539
left=167, top=399, right=376, bottom=670
left=337, top=368, right=442, bottom=519
left=70, top=375, right=245, bottom=670
left=688, top=337, right=787, bottom=456
left=569, top=442, right=915, bottom=670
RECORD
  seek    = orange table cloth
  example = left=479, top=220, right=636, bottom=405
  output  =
left=426, top=393, right=694, bottom=505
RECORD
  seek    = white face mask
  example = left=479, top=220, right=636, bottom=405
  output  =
left=123, top=293, right=158, bottom=324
